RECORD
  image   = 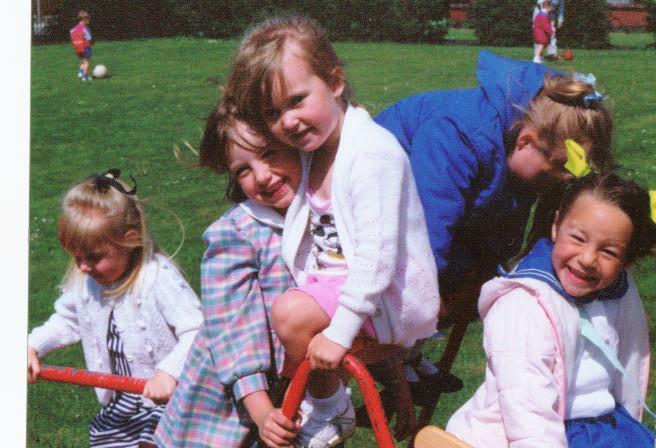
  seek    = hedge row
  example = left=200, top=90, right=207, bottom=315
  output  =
left=36, top=0, right=449, bottom=44
left=470, top=0, right=612, bottom=49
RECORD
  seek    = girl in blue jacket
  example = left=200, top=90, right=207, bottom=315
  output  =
left=375, top=51, right=614, bottom=306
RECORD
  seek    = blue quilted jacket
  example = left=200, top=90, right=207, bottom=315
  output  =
left=375, top=51, right=559, bottom=293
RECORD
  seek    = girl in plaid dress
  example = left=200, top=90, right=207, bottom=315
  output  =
left=155, top=103, right=302, bottom=447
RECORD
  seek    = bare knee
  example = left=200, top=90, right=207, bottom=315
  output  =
left=271, top=290, right=328, bottom=344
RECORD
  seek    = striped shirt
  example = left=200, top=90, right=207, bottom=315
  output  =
left=89, top=311, right=164, bottom=447
left=154, top=202, right=295, bottom=447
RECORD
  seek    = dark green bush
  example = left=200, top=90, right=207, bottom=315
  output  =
left=643, top=0, right=656, bottom=38
left=557, top=0, right=611, bottom=49
left=470, top=0, right=535, bottom=47
left=34, top=0, right=449, bottom=44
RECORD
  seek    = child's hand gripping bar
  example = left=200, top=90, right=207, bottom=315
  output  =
left=38, top=365, right=147, bottom=394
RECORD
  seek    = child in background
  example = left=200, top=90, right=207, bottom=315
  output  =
left=375, top=53, right=614, bottom=312
left=70, top=9, right=93, bottom=81
left=225, top=15, right=440, bottom=447
left=27, top=170, right=203, bottom=448
left=533, top=0, right=554, bottom=64
left=154, top=103, right=301, bottom=448
left=446, top=172, right=656, bottom=447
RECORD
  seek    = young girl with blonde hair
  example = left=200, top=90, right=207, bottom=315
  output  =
left=225, top=15, right=440, bottom=447
left=28, top=170, right=202, bottom=447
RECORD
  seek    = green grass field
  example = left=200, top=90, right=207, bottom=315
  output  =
left=28, top=31, right=656, bottom=446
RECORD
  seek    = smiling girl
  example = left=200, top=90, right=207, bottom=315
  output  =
left=446, top=173, right=656, bottom=447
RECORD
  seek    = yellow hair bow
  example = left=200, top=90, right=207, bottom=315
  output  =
left=650, top=191, right=656, bottom=223
left=564, top=139, right=591, bottom=177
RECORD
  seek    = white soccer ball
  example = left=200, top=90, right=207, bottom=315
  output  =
left=92, top=64, right=108, bottom=79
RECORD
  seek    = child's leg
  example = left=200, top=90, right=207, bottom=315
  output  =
left=272, top=289, right=341, bottom=399
left=533, top=43, right=545, bottom=63
left=81, top=57, right=89, bottom=76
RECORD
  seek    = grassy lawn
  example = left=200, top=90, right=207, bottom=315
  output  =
left=28, top=32, right=656, bottom=446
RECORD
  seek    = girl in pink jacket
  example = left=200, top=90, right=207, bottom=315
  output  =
left=447, top=171, right=656, bottom=447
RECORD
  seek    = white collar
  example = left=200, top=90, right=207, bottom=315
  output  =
left=239, top=200, right=285, bottom=230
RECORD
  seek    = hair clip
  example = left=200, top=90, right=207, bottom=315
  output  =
left=650, top=191, right=656, bottom=224
left=573, top=72, right=606, bottom=108
left=90, top=169, right=137, bottom=195
left=582, top=91, right=605, bottom=108
left=564, top=139, right=591, bottom=178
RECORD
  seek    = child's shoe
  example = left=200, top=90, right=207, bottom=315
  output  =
left=533, top=55, right=544, bottom=64
left=77, top=69, right=84, bottom=79
left=295, top=387, right=355, bottom=448
left=82, top=75, right=92, bottom=81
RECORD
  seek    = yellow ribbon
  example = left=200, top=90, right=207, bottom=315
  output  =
left=650, top=191, right=656, bottom=224
left=564, top=139, right=591, bottom=177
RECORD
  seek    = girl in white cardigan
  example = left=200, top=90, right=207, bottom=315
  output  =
left=224, top=15, right=440, bottom=447
left=27, top=170, right=202, bottom=448
left=446, top=172, right=656, bottom=447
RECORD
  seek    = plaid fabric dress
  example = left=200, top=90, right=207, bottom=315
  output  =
left=89, top=310, right=164, bottom=447
left=155, top=203, right=295, bottom=447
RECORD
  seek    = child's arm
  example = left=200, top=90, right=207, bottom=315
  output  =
left=152, top=261, right=203, bottom=383
left=28, top=289, right=82, bottom=361
left=320, top=136, right=436, bottom=350
left=243, top=391, right=299, bottom=448
left=202, top=214, right=292, bottom=413
left=485, top=290, right=566, bottom=447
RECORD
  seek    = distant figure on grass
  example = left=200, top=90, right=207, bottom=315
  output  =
left=447, top=172, right=656, bottom=447
left=70, top=9, right=93, bottom=81
left=533, top=0, right=554, bottom=64
left=155, top=105, right=303, bottom=448
left=226, top=15, right=440, bottom=447
left=27, top=169, right=202, bottom=448
left=534, top=0, right=565, bottom=60
left=375, top=52, right=614, bottom=316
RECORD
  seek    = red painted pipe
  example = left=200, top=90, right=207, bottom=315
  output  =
left=39, top=365, right=147, bottom=394
left=281, top=355, right=395, bottom=448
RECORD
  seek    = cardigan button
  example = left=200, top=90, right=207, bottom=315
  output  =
left=138, top=320, right=147, bottom=329
left=374, top=308, right=381, bottom=317
left=145, top=345, right=153, bottom=353
left=126, top=356, right=134, bottom=362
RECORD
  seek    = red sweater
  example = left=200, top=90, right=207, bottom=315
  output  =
left=533, top=11, right=552, bottom=45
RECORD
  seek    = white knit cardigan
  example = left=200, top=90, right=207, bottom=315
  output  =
left=28, top=253, right=203, bottom=406
left=282, top=105, right=440, bottom=349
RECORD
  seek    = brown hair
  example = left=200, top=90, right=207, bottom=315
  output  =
left=59, top=172, right=158, bottom=297
left=224, top=15, right=352, bottom=131
left=512, top=73, right=614, bottom=178
left=198, top=100, right=273, bottom=203
left=524, top=173, right=656, bottom=266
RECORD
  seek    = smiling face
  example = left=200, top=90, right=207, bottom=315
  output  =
left=72, top=240, right=133, bottom=286
left=551, top=192, right=633, bottom=299
left=263, top=40, right=345, bottom=153
left=227, top=129, right=301, bottom=215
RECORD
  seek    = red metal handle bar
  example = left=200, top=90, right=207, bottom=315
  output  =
left=281, top=355, right=395, bottom=448
left=39, top=365, right=147, bottom=394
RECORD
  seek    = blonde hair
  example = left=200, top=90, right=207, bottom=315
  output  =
left=77, top=10, right=90, bottom=22
left=224, top=15, right=352, bottom=131
left=58, top=171, right=158, bottom=297
left=512, top=73, right=614, bottom=176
